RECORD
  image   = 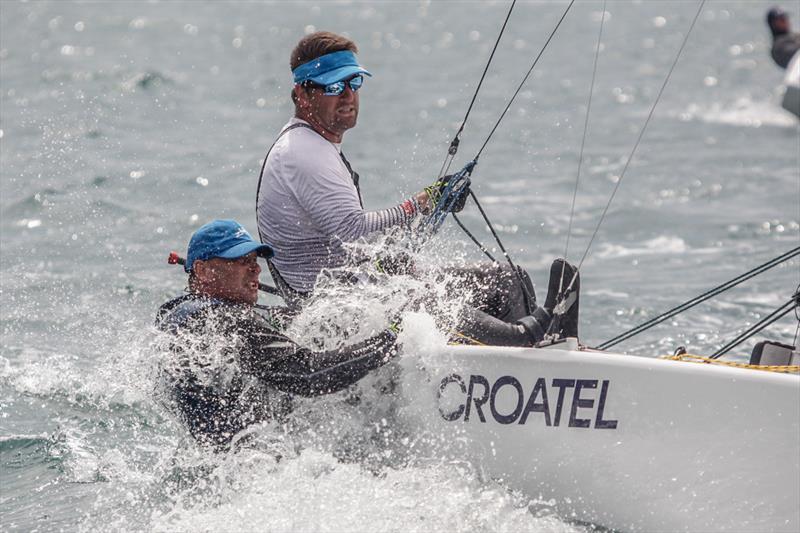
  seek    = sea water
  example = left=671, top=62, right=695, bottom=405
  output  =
left=1, top=1, right=798, bottom=531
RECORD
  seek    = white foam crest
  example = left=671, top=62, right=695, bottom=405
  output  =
left=680, top=98, right=797, bottom=128
left=596, top=235, right=687, bottom=259
left=152, top=447, right=583, bottom=533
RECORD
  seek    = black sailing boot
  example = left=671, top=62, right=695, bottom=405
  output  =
left=544, top=258, right=580, bottom=339
left=516, top=306, right=553, bottom=344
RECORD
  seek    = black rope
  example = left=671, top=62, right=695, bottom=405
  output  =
left=452, top=213, right=497, bottom=262
left=442, top=1, right=575, bottom=307
left=469, top=190, right=535, bottom=305
left=475, top=0, right=575, bottom=160
left=437, top=0, right=517, bottom=179
left=596, top=246, right=800, bottom=350
left=710, top=293, right=799, bottom=359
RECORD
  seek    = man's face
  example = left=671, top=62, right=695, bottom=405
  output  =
left=297, top=77, right=359, bottom=138
left=194, top=252, right=261, bottom=305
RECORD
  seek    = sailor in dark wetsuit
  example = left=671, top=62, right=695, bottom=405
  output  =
left=768, top=7, right=800, bottom=69
left=156, top=219, right=398, bottom=447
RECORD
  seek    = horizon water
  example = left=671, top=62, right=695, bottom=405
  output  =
left=1, top=1, right=799, bottom=531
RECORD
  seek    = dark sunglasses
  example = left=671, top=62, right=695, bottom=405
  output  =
left=305, top=75, right=364, bottom=96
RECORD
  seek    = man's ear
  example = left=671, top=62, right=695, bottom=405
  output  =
left=193, top=259, right=209, bottom=282
left=293, top=84, right=311, bottom=109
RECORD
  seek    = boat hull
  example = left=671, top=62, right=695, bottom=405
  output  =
left=781, top=51, right=800, bottom=118
left=398, top=341, right=800, bottom=532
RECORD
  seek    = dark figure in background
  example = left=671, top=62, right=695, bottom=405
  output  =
left=156, top=220, right=398, bottom=447
left=768, top=7, right=800, bottom=69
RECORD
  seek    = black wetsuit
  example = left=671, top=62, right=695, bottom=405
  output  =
left=155, top=294, right=398, bottom=446
left=771, top=31, right=800, bottom=69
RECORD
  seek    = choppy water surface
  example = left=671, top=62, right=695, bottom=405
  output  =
left=1, top=1, right=798, bottom=531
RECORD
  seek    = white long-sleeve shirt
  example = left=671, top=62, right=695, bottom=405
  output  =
left=257, top=118, right=418, bottom=292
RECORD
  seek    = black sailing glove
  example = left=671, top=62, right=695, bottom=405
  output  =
left=424, top=174, right=470, bottom=214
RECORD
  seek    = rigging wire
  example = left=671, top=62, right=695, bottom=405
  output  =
left=710, top=292, right=799, bottom=359
left=596, top=246, right=800, bottom=350
left=571, top=0, right=707, bottom=282
left=475, top=0, right=576, bottom=160
left=437, top=0, right=517, bottom=179
left=560, top=0, right=607, bottom=294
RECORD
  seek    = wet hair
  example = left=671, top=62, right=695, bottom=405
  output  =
left=290, top=31, right=358, bottom=104
left=290, top=31, right=358, bottom=71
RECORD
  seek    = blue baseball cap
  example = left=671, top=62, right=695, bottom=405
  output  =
left=292, top=50, right=371, bottom=86
left=185, top=219, right=273, bottom=273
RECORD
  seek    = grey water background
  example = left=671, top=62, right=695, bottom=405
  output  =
left=1, top=0, right=798, bottom=531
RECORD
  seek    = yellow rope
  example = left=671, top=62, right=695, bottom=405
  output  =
left=661, top=353, right=800, bottom=374
left=448, top=330, right=487, bottom=346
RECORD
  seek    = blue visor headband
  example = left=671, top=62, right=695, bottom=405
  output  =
left=292, top=50, right=371, bottom=85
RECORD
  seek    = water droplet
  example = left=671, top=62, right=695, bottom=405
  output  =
left=304, top=25, right=316, bottom=34
left=74, top=21, right=85, bottom=32
left=196, top=176, right=209, bottom=187
left=653, top=16, right=667, bottom=28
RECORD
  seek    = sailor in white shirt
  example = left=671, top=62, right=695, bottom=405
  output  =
left=256, top=31, right=579, bottom=346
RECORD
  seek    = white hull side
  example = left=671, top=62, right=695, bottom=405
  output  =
left=398, top=343, right=800, bottom=532
left=781, top=51, right=800, bottom=118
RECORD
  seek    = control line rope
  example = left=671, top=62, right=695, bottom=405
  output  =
left=437, top=0, right=517, bottom=179
left=475, top=0, right=575, bottom=160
